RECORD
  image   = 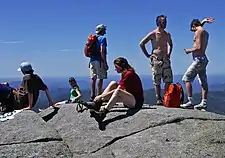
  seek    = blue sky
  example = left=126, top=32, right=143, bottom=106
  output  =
left=0, top=0, right=224, bottom=78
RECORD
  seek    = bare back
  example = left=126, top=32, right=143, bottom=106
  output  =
left=193, top=29, right=209, bottom=57
left=150, top=29, right=171, bottom=57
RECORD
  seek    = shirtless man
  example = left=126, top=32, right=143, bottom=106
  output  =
left=181, top=17, right=214, bottom=110
left=139, top=15, right=173, bottom=105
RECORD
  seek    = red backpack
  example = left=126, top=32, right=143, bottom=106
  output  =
left=163, top=83, right=184, bottom=108
left=84, top=34, right=99, bottom=58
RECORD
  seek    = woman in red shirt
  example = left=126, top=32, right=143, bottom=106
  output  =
left=91, top=57, right=144, bottom=122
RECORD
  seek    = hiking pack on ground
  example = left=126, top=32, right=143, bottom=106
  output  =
left=84, top=34, right=99, bottom=58
left=163, top=83, right=184, bottom=108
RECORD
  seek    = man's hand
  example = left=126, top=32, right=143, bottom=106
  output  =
left=103, top=62, right=109, bottom=70
left=94, top=95, right=102, bottom=102
left=202, top=17, right=214, bottom=24
left=167, top=53, right=171, bottom=59
left=184, top=49, right=191, bottom=54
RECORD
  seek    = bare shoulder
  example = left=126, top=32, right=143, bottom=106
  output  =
left=140, top=29, right=156, bottom=42
left=166, top=31, right=171, bottom=37
left=148, top=29, right=157, bottom=36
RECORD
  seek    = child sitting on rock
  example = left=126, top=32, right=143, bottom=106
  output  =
left=55, top=77, right=82, bottom=105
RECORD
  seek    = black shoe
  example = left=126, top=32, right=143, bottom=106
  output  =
left=92, top=100, right=104, bottom=111
left=89, top=96, right=95, bottom=102
left=90, top=108, right=108, bottom=122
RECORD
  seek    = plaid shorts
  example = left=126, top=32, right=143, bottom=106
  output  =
left=89, top=61, right=107, bottom=80
left=150, top=54, right=173, bottom=85
left=182, top=56, right=209, bottom=89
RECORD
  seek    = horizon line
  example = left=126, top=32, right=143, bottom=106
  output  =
left=1, top=74, right=225, bottom=80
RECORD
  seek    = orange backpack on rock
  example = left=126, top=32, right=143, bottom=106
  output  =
left=163, top=83, right=184, bottom=108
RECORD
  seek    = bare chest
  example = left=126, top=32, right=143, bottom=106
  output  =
left=155, top=33, right=168, bottom=44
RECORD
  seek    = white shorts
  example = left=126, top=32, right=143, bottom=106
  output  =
left=89, top=61, right=107, bottom=80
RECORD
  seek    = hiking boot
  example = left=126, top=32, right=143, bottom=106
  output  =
left=90, top=108, right=109, bottom=122
left=180, top=101, right=194, bottom=108
left=89, top=96, right=95, bottom=102
left=194, top=103, right=207, bottom=110
left=92, top=100, right=104, bottom=111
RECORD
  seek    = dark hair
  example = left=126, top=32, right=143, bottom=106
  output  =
left=2, top=82, right=9, bottom=86
left=156, top=15, right=167, bottom=26
left=22, top=70, right=34, bottom=75
left=190, top=19, right=202, bottom=28
left=97, top=29, right=106, bottom=35
left=113, top=57, right=134, bottom=71
left=69, top=77, right=76, bottom=82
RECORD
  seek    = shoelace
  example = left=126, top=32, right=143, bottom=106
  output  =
left=76, top=101, right=88, bottom=113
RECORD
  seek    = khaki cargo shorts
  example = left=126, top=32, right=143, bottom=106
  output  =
left=182, top=56, right=209, bottom=90
left=89, top=61, right=107, bottom=80
left=150, top=54, right=173, bottom=85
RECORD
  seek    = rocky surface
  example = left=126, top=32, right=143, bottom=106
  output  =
left=0, top=109, right=72, bottom=158
left=1, top=104, right=225, bottom=158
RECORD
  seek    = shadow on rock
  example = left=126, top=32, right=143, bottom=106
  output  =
left=98, top=106, right=156, bottom=131
left=42, top=107, right=60, bottom=122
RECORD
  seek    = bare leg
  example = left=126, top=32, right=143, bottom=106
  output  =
left=164, top=82, right=171, bottom=93
left=90, top=78, right=96, bottom=99
left=104, top=88, right=136, bottom=111
left=185, top=82, right=192, bottom=97
left=95, top=81, right=118, bottom=101
left=154, top=85, right=161, bottom=99
left=202, top=87, right=208, bottom=100
left=102, top=81, right=118, bottom=95
left=97, top=79, right=103, bottom=95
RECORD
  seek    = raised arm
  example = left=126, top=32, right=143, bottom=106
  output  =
left=201, top=17, right=214, bottom=26
left=139, top=31, right=154, bottom=58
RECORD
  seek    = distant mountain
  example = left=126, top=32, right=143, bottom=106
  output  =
left=1, top=75, right=225, bottom=115
left=2, top=74, right=225, bottom=91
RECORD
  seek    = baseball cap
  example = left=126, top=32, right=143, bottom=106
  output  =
left=95, top=24, right=107, bottom=34
left=17, top=62, right=33, bottom=72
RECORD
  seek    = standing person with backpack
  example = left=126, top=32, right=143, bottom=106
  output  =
left=85, top=24, right=109, bottom=101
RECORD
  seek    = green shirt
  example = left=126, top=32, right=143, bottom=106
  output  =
left=69, top=86, right=80, bottom=101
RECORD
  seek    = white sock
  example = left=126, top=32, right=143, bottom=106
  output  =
left=188, top=97, right=194, bottom=104
left=201, top=99, right=207, bottom=105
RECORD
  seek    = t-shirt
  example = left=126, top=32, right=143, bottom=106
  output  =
left=69, top=86, right=80, bottom=101
left=119, top=70, right=144, bottom=105
left=20, top=74, right=47, bottom=107
left=90, top=35, right=107, bottom=62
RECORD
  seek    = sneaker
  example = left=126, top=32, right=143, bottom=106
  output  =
left=194, top=103, right=207, bottom=110
left=180, top=101, right=194, bottom=108
left=156, top=98, right=163, bottom=105
left=90, top=108, right=108, bottom=122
